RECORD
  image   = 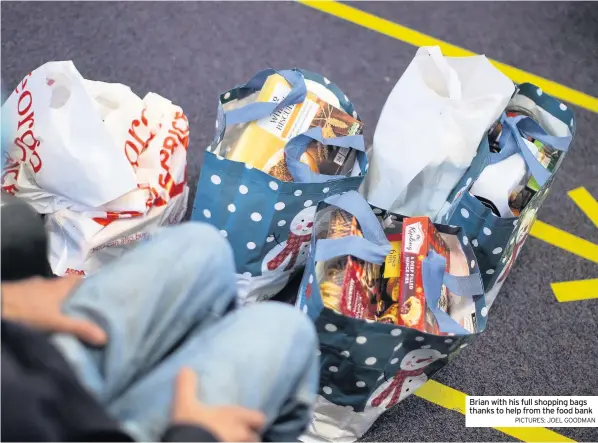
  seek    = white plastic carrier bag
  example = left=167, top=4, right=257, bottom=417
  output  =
left=362, top=46, right=515, bottom=218
left=1, top=61, right=189, bottom=275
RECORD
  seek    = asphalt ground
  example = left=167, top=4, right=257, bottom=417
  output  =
left=2, top=2, right=597, bottom=441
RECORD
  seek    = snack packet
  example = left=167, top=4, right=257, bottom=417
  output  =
left=226, top=73, right=363, bottom=181
left=398, top=217, right=450, bottom=332
left=378, top=233, right=401, bottom=322
left=317, top=209, right=381, bottom=320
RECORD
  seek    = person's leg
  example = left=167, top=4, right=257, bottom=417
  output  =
left=108, top=301, right=319, bottom=442
left=51, top=222, right=238, bottom=404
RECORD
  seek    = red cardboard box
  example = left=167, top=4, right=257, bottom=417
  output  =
left=399, top=217, right=450, bottom=332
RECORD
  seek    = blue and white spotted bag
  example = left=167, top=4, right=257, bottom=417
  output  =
left=191, top=69, right=367, bottom=304
left=439, top=83, right=575, bottom=307
left=296, top=191, right=487, bottom=442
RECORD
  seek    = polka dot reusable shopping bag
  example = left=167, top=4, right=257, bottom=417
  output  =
left=296, top=191, right=487, bottom=442
left=439, top=83, right=575, bottom=306
left=191, top=69, right=367, bottom=304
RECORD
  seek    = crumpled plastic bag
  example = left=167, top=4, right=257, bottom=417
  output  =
left=1, top=61, right=189, bottom=275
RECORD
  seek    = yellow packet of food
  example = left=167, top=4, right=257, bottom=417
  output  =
left=384, top=234, right=401, bottom=278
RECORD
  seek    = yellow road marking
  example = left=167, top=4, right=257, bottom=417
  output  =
left=568, top=187, right=598, bottom=229
left=530, top=220, right=598, bottom=264
left=298, top=0, right=598, bottom=114
left=416, top=381, right=575, bottom=442
left=551, top=279, right=598, bottom=302
left=543, top=188, right=598, bottom=302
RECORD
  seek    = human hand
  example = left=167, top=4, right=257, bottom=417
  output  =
left=171, top=368, right=266, bottom=442
left=1, top=275, right=107, bottom=346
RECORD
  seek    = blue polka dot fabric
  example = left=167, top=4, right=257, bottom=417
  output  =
left=191, top=69, right=367, bottom=304
left=296, top=197, right=487, bottom=441
left=441, top=82, right=575, bottom=292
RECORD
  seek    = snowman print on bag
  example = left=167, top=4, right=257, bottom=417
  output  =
left=261, top=206, right=317, bottom=274
left=366, top=348, right=447, bottom=410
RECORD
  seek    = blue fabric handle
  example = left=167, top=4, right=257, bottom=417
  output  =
left=284, top=127, right=365, bottom=183
left=323, top=191, right=388, bottom=246
left=489, top=114, right=571, bottom=187
left=443, top=273, right=484, bottom=297
left=314, top=236, right=391, bottom=265
left=224, top=69, right=307, bottom=126
left=422, top=252, right=477, bottom=335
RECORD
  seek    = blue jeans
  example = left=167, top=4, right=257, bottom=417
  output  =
left=51, top=222, right=319, bottom=442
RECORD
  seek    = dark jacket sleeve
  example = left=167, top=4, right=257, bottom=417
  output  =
left=162, top=424, right=219, bottom=442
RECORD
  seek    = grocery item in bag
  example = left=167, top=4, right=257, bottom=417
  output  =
left=316, top=209, right=381, bottom=319
left=399, top=217, right=449, bottom=333
left=473, top=103, right=563, bottom=218
left=440, top=233, right=478, bottom=333
left=225, top=73, right=363, bottom=181
left=377, top=233, right=401, bottom=322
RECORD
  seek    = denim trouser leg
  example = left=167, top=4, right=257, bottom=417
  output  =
left=51, top=222, right=238, bottom=403
left=51, top=222, right=319, bottom=441
left=111, top=302, right=319, bottom=442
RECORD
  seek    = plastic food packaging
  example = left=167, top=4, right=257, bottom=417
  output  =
left=224, top=73, right=363, bottom=181
left=473, top=103, right=563, bottom=218
left=317, top=209, right=381, bottom=319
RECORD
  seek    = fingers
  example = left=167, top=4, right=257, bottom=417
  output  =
left=240, top=430, right=261, bottom=442
left=230, top=407, right=266, bottom=432
left=53, top=275, right=83, bottom=302
left=57, top=316, right=107, bottom=346
left=175, top=367, right=199, bottom=407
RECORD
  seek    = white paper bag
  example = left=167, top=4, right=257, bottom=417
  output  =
left=361, top=46, right=515, bottom=218
left=1, top=61, right=190, bottom=275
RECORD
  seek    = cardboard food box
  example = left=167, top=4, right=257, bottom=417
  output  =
left=398, top=217, right=450, bottom=333
left=227, top=73, right=363, bottom=181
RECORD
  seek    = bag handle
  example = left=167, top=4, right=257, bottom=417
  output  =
left=224, top=69, right=307, bottom=126
left=422, top=251, right=484, bottom=335
left=314, top=236, right=391, bottom=265
left=322, top=191, right=387, bottom=246
left=313, top=191, right=391, bottom=263
left=489, top=114, right=571, bottom=187
left=284, top=127, right=365, bottom=183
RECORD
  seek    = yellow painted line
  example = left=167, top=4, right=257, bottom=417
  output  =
left=568, top=187, right=598, bottom=229
left=551, top=278, right=598, bottom=302
left=299, top=0, right=598, bottom=114
left=416, top=381, right=575, bottom=442
left=530, top=220, right=598, bottom=264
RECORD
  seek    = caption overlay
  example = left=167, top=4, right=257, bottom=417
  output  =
left=466, top=396, right=598, bottom=427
